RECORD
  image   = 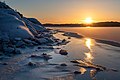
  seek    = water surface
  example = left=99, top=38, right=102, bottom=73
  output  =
left=50, top=27, right=120, bottom=42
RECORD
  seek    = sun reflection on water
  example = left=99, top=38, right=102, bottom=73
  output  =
left=84, top=38, right=94, bottom=63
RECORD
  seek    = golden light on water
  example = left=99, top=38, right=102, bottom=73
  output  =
left=79, top=67, right=87, bottom=75
left=85, top=38, right=94, bottom=50
left=84, top=38, right=94, bottom=63
left=84, top=52, right=94, bottom=63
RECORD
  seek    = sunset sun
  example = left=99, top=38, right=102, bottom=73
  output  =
left=84, top=17, right=93, bottom=24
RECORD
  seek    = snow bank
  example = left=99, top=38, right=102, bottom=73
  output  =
left=0, top=12, right=34, bottom=40
left=23, top=17, right=46, bottom=32
left=0, top=1, right=47, bottom=40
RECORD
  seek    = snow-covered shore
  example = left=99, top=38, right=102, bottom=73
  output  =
left=0, top=1, right=65, bottom=55
left=0, top=1, right=120, bottom=80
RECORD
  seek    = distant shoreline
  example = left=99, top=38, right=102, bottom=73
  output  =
left=43, top=21, right=120, bottom=27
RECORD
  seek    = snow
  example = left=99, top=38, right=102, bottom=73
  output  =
left=27, top=18, right=42, bottom=25
left=23, top=17, right=46, bottom=32
left=0, top=12, right=34, bottom=40
left=0, top=1, right=46, bottom=40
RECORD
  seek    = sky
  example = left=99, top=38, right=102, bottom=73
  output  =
left=3, top=0, right=120, bottom=24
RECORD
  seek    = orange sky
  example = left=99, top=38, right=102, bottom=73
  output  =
left=5, top=0, right=120, bottom=24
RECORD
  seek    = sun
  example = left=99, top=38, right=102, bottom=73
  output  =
left=84, top=17, right=93, bottom=24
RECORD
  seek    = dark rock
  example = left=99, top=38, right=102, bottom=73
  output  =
left=14, top=49, right=21, bottom=54
left=30, top=54, right=38, bottom=57
left=28, top=62, right=36, bottom=66
left=15, top=41, right=25, bottom=48
left=70, top=60, right=80, bottom=64
left=14, top=38, right=22, bottom=41
left=23, top=39, right=32, bottom=44
left=59, top=49, right=68, bottom=55
left=2, top=62, right=8, bottom=65
left=3, top=47, right=14, bottom=53
left=0, top=43, right=2, bottom=51
left=30, top=53, right=52, bottom=60
left=38, top=46, right=41, bottom=49
left=63, top=32, right=83, bottom=38
left=68, top=37, right=71, bottom=39
left=60, top=63, right=67, bottom=66
left=41, top=53, right=52, bottom=60
left=36, top=38, right=48, bottom=44
left=62, top=39, right=66, bottom=43
left=74, top=71, right=81, bottom=74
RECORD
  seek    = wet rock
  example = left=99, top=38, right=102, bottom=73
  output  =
left=60, top=63, right=67, bottom=66
left=74, top=71, right=81, bottom=74
left=70, top=60, right=80, bottom=64
left=68, top=37, right=71, bottom=39
left=90, top=69, right=97, bottom=78
left=62, top=39, right=66, bottom=43
left=59, top=49, right=68, bottom=55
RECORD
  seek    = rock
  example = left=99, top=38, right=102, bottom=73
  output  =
left=28, top=62, right=36, bottom=66
left=2, top=62, right=8, bottom=65
left=8, top=43, right=14, bottom=47
left=23, top=39, right=38, bottom=46
left=30, top=53, right=52, bottom=60
left=0, top=43, right=2, bottom=51
left=14, top=38, right=22, bottom=41
left=45, top=38, right=54, bottom=43
left=63, top=32, right=83, bottom=38
left=60, top=63, right=67, bottom=66
left=38, top=46, right=42, bottom=49
left=30, top=54, right=38, bottom=57
left=43, top=33, right=52, bottom=37
left=70, top=60, right=80, bottom=64
left=59, top=49, right=68, bottom=55
left=14, top=49, right=21, bottom=54
left=62, top=39, right=66, bottom=43
left=68, top=37, right=71, bottom=39
left=1, top=33, right=10, bottom=42
left=23, top=39, right=32, bottom=44
left=26, top=43, right=34, bottom=47
left=74, top=71, right=81, bottom=74
left=3, top=47, right=14, bottom=53
left=31, top=41, right=38, bottom=45
left=36, top=38, right=48, bottom=44
left=15, top=41, right=25, bottom=48
left=41, top=53, right=52, bottom=60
